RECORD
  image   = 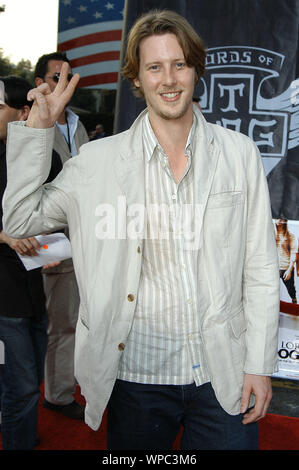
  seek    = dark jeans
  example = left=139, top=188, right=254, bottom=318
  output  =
left=107, top=380, right=258, bottom=450
left=0, top=313, right=48, bottom=450
left=280, top=269, right=297, bottom=301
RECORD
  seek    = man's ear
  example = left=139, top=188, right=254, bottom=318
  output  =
left=133, top=77, right=140, bottom=89
left=17, top=105, right=31, bottom=121
left=35, top=77, right=43, bottom=87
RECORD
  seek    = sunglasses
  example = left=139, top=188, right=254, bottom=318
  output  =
left=46, top=72, right=73, bottom=83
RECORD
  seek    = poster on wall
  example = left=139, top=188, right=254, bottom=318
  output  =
left=272, top=219, right=299, bottom=381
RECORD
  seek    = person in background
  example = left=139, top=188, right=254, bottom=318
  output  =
left=0, top=76, right=62, bottom=449
left=88, top=129, right=96, bottom=141
left=34, top=52, right=89, bottom=420
left=3, top=10, right=280, bottom=450
left=94, top=123, right=106, bottom=139
left=275, top=218, right=297, bottom=303
left=89, top=124, right=106, bottom=141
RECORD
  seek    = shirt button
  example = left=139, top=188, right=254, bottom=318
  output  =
left=118, top=343, right=125, bottom=351
left=127, top=294, right=135, bottom=302
left=187, top=298, right=192, bottom=304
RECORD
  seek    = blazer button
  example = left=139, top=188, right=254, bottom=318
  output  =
left=137, top=246, right=141, bottom=253
left=127, top=294, right=135, bottom=302
left=118, top=343, right=125, bottom=351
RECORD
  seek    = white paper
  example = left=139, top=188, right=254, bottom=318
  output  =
left=17, top=233, right=72, bottom=271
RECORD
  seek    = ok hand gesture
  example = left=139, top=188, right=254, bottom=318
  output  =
left=27, top=62, right=80, bottom=129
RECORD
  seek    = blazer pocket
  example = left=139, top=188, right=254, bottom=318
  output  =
left=207, top=191, right=244, bottom=209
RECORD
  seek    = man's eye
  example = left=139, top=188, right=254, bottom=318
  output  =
left=149, top=65, right=159, bottom=71
left=176, top=62, right=184, bottom=68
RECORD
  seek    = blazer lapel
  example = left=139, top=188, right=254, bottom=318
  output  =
left=192, top=109, right=220, bottom=248
left=53, top=125, right=70, bottom=164
left=113, top=111, right=146, bottom=239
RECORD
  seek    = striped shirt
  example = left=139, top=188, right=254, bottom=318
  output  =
left=117, top=112, right=209, bottom=386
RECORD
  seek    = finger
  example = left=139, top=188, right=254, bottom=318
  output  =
left=31, top=92, right=51, bottom=122
left=27, top=83, right=51, bottom=102
left=261, top=388, right=272, bottom=418
left=27, top=237, right=41, bottom=256
left=242, top=402, right=263, bottom=424
left=60, top=73, right=80, bottom=106
left=54, top=62, right=80, bottom=101
left=20, top=238, right=38, bottom=256
left=53, top=61, right=70, bottom=94
left=28, top=237, right=41, bottom=250
left=242, top=409, right=257, bottom=424
left=21, top=238, right=34, bottom=250
left=242, top=389, right=271, bottom=424
left=240, top=383, right=251, bottom=414
left=14, top=240, right=30, bottom=256
left=54, top=62, right=78, bottom=95
left=18, top=237, right=40, bottom=256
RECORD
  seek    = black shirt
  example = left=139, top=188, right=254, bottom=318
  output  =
left=0, top=140, right=63, bottom=318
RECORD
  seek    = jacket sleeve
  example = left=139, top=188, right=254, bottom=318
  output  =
left=242, top=138, right=280, bottom=375
left=3, top=121, right=76, bottom=239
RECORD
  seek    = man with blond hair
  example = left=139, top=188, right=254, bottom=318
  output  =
left=3, top=10, right=279, bottom=450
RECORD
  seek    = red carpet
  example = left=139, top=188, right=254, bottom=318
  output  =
left=0, top=385, right=298, bottom=450
left=280, top=300, right=299, bottom=316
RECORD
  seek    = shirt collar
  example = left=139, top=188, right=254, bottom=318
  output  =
left=56, top=107, right=79, bottom=129
left=143, top=111, right=197, bottom=162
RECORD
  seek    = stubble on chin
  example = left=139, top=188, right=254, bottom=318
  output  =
left=149, top=96, right=192, bottom=121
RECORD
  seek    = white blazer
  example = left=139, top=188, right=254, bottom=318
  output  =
left=3, top=107, right=280, bottom=431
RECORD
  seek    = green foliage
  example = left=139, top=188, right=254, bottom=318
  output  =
left=0, top=49, right=34, bottom=84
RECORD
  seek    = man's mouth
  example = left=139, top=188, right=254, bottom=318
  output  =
left=160, top=91, right=182, bottom=101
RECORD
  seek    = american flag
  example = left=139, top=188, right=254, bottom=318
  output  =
left=58, top=0, right=125, bottom=89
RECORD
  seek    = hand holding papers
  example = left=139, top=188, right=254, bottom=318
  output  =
left=17, top=233, right=72, bottom=271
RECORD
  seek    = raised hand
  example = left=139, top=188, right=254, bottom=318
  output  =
left=26, top=62, right=80, bottom=129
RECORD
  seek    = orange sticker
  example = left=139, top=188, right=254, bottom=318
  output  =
left=43, top=245, right=49, bottom=250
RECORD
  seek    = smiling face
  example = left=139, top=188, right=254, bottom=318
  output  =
left=133, top=33, right=196, bottom=124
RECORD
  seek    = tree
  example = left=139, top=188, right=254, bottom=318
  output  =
left=14, top=59, right=34, bottom=83
left=0, top=48, right=14, bottom=76
left=0, top=49, right=34, bottom=84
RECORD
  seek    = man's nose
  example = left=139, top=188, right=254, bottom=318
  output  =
left=162, top=66, right=177, bottom=87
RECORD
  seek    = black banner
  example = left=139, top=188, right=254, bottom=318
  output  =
left=114, top=0, right=299, bottom=219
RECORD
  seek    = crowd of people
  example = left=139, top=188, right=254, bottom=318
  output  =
left=0, top=9, right=281, bottom=451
